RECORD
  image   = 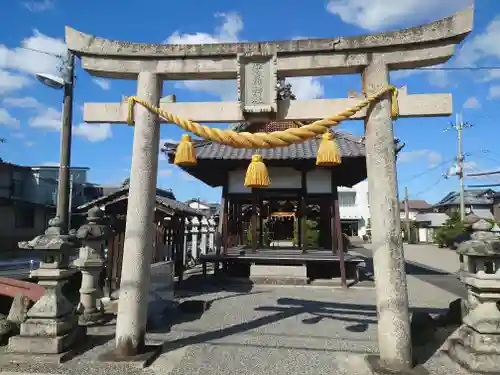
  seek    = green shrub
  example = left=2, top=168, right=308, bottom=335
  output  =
left=433, top=213, right=470, bottom=248
left=293, top=219, right=320, bottom=248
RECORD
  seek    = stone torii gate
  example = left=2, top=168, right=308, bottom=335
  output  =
left=66, top=6, right=473, bottom=371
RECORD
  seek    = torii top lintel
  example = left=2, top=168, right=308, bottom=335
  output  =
left=65, top=6, right=474, bottom=80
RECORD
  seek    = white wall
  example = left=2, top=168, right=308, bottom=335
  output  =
left=338, top=180, right=370, bottom=237
left=400, top=210, right=418, bottom=221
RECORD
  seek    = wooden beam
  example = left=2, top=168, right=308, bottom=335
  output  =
left=84, top=91, right=452, bottom=124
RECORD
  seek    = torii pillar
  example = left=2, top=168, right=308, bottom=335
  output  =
left=66, top=6, right=474, bottom=369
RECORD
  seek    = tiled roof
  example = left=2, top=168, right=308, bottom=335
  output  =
left=77, top=187, right=203, bottom=216
left=434, top=189, right=495, bottom=207
left=399, top=200, right=431, bottom=211
left=191, top=131, right=365, bottom=161
left=156, top=195, right=203, bottom=216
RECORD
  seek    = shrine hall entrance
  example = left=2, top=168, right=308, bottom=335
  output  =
left=267, top=212, right=295, bottom=246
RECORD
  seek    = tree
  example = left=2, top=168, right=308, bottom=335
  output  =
left=121, top=177, right=130, bottom=187
left=434, top=213, right=470, bottom=248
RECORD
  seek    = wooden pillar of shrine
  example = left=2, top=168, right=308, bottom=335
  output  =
left=218, top=184, right=229, bottom=256
left=331, top=174, right=346, bottom=287
left=300, top=170, right=307, bottom=253
left=259, top=200, right=264, bottom=248
left=176, top=215, right=185, bottom=280
left=251, top=189, right=258, bottom=252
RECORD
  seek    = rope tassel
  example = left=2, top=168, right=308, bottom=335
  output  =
left=174, top=134, right=197, bottom=166
left=244, top=154, right=270, bottom=188
left=316, top=132, right=341, bottom=167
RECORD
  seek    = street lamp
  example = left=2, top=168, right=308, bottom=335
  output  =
left=32, top=48, right=76, bottom=234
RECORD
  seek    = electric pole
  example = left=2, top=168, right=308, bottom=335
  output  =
left=404, top=186, right=410, bottom=243
left=445, top=113, right=473, bottom=223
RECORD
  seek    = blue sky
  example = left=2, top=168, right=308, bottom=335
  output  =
left=0, top=0, right=500, bottom=204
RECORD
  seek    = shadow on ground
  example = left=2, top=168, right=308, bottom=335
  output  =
left=175, top=273, right=254, bottom=298
left=354, top=249, right=467, bottom=298
left=149, top=293, right=456, bottom=367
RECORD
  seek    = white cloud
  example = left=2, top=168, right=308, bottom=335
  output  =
left=455, top=17, right=500, bottom=69
left=165, top=13, right=323, bottom=100
left=73, top=123, right=113, bottom=142
left=391, top=63, right=452, bottom=88
left=488, top=86, right=500, bottom=100
left=158, top=169, right=173, bottom=177
left=0, top=30, right=66, bottom=96
left=23, top=0, right=54, bottom=12
left=24, top=141, right=35, bottom=147
left=28, top=104, right=112, bottom=142
left=463, top=96, right=481, bottom=109
left=0, top=109, right=20, bottom=128
left=398, top=149, right=443, bottom=167
left=92, top=78, right=111, bottom=90
left=29, top=107, right=61, bottom=130
left=3, top=96, right=41, bottom=109
left=326, top=0, right=473, bottom=31
left=0, top=70, right=32, bottom=94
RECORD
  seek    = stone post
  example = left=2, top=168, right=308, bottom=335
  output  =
left=191, top=217, right=200, bottom=260
left=208, top=217, right=216, bottom=251
left=363, top=62, right=412, bottom=370
left=73, top=207, right=109, bottom=324
left=183, top=217, right=189, bottom=266
left=200, top=217, right=208, bottom=255
left=115, top=72, right=163, bottom=357
left=8, top=217, right=84, bottom=360
left=448, top=217, right=500, bottom=373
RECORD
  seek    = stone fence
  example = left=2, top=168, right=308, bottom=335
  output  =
left=182, top=216, right=218, bottom=261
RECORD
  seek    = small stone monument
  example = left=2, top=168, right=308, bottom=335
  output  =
left=7, top=216, right=85, bottom=362
left=74, top=207, right=109, bottom=324
left=448, top=216, right=500, bottom=373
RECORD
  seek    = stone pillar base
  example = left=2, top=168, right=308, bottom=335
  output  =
left=447, top=325, right=500, bottom=373
left=6, top=325, right=86, bottom=364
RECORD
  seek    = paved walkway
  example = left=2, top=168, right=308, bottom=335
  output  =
left=355, top=243, right=466, bottom=298
left=0, top=244, right=469, bottom=375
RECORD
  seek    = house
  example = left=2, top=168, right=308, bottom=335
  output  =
left=0, top=163, right=95, bottom=252
left=493, top=192, right=500, bottom=222
left=184, top=199, right=220, bottom=218
left=338, top=180, right=370, bottom=238
left=434, top=189, right=496, bottom=220
left=415, top=212, right=450, bottom=243
left=399, top=200, right=432, bottom=221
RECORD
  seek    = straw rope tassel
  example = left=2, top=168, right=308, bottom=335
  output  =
left=316, top=132, right=341, bottom=167
left=174, top=134, right=197, bottom=166
left=245, top=154, right=270, bottom=188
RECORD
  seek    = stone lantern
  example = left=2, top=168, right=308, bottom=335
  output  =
left=8, top=216, right=85, bottom=360
left=73, top=207, right=109, bottom=324
left=448, top=217, right=500, bottom=373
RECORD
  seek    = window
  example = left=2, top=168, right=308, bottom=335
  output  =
left=12, top=172, right=24, bottom=197
left=15, top=205, right=35, bottom=228
left=339, top=192, right=356, bottom=207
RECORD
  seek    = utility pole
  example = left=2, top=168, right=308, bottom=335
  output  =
left=404, top=186, right=410, bottom=243
left=446, top=112, right=472, bottom=223
left=55, top=51, right=75, bottom=234
left=68, top=174, right=74, bottom=231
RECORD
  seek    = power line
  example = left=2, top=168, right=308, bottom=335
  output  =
left=399, top=157, right=456, bottom=184
left=408, top=176, right=446, bottom=199
left=416, top=66, right=500, bottom=71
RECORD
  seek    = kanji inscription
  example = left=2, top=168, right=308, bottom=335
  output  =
left=237, top=53, right=277, bottom=116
